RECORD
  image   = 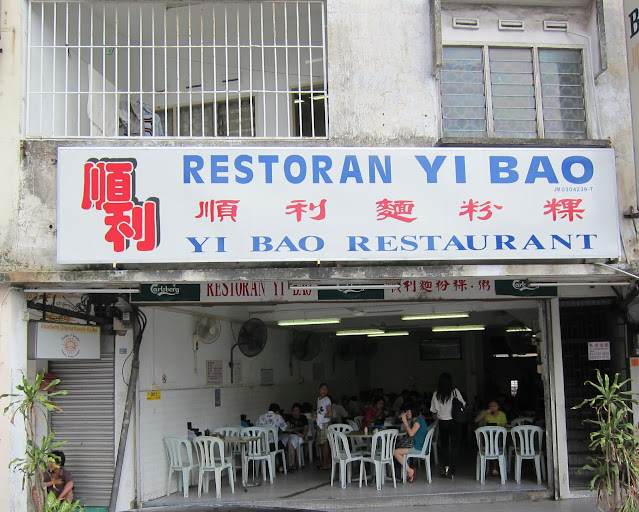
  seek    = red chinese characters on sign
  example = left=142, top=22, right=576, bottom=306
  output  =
left=459, top=200, right=503, bottom=221
left=543, top=198, right=585, bottom=221
left=376, top=199, right=417, bottom=223
left=390, top=279, right=493, bottom=296
left=195, top=200, right=240, bottom=222
left=285, top=199, right=327, bottom=222
left=81, top=159, right=160, bottom=252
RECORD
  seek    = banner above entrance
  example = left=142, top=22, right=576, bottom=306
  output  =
left=130, top=279, right=557, bottom=303
left=57, top=147, right=619, bottom=264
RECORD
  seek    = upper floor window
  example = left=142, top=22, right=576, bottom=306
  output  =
left=441, top=46, right=586, bottom=139
left=27, top=1, right=327, bottom=138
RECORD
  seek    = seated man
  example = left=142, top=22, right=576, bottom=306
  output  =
left=285, top=402, right=309, bottom=469
left=257, top=402, right=289, bottom=472
left=34, top=450, right=74, bottom=511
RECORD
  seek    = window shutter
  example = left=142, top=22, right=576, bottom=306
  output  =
left=441, top=46, right=487, bottom=137
left=489, top=47, right=537, bottom=138
left=539, top=49, right=586, bottom=139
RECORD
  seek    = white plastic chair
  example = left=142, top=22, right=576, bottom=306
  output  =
left=346, top=419, right=358, bottom=430
left=353, top=416, right=364, bottom=429
left=510, top=425, right=546, bottom=484
left=163, top=436, right=199, bottom=497
left=266, top=426, right=287, bottom=474
left=402, top=427, right=436, bottom=484
left=510, top=416, right=534, bottom=426
left=193, top=436, right=235, bottom=498
left=362, top=429, right=398, bottom=490
left=328, top=423, right=353, bottom=433
left=304, top=420, right=315, bottom=465
left=213, top=426, right=242, bottom=475
left=475, top=426, right=508, bottom=484
left=240, top=426, right=275, bottom=484
left=430, top=419, right=439, bottom=466
left=327, top=430, right=368, bottom=488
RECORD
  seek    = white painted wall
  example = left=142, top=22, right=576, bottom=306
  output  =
left=0, top=288, right=29, bottom=512
left=135, top=306, right=357, bottom=502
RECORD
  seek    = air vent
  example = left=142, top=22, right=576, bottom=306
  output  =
left=499, top=19, right=524, bottom=31
left=544, top=20, right=569, bottom=32
left=453, top=17, right=479, bottom=29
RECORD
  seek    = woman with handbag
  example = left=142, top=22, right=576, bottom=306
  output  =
left=393, top=403, right=428, bottom=483
left=430, top=372, right=466, bottom=478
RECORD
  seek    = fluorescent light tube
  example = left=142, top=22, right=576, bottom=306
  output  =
left=431, top=325, right=485, bottom=332
left=336, top=329, right=385, bottom=336
left=367, top=331, right=409, bottom=337
left=506, top=327, right=532, bottom=333
left=402, top=312, right=470, bottom=321
left=277, top=318, right=340, bottom=326
left=527, top=282, right=631, bottom=286
left=290, top=284, right=400, bottom=290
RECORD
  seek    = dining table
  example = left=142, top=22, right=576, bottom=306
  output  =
left=219, top=435, right=262, bottom=491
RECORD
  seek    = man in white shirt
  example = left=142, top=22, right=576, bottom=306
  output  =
left=257, top=403, right=289, bottom=472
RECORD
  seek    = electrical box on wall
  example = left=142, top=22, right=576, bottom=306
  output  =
left=27, top=321, right=101, bottom=359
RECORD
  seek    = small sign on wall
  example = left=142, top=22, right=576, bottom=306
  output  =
left=261, top=368, right=274, bottom=386
left=588, top=341, right=611, bottom=361
left=206, top=360, right=223, bottom=386
left=215, top=388, right=221, bottom=407
left=232, top=362, right=242, bottom=385
left=146, top=390, right=161, bottom=400
left=28, top=321, right=101, bottom=359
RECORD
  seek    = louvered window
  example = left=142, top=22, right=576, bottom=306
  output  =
left=441, top=46, right=586, bottom=139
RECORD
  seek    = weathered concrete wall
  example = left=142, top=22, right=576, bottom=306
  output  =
left=1, top=0, right=637, bottom=285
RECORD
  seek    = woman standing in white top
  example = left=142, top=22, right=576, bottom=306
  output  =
left=312, top=382, right=332, bottom=470
left=430, top=372, right=465, bottom=478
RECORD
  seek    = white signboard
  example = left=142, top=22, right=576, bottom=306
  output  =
left=206, top=360, right=223, bottom=386
left=588, top=341, right=611, bottom=361
left=30, top=322, right=101, bottom=359
left=57, top=147, right=620, bottom=263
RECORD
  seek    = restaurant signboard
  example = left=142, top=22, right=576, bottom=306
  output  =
left=57, top=147, right=619, bottom=264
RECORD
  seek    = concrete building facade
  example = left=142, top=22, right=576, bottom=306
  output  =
left=1, top=0, right=638, bottom=510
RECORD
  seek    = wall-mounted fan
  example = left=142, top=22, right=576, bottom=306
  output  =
left=194, top=317, right=222, bottom=347
left=230, top=318, right=268, bottom=383
left=291, top=332, right=323, bottom=362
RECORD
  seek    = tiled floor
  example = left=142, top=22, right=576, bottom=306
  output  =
left=144, top=457, right=556, bottom=511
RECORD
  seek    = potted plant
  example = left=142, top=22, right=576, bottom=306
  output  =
left=573, top=369, right=639, bottom=512
left=1, top=371, right=83, bottom=512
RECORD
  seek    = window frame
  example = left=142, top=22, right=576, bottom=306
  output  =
left=439, top=41, right=597, bottom=142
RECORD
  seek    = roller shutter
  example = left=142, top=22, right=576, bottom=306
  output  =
left=49, top=356, right=115, bottom=507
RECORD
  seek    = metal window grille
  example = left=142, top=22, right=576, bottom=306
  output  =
left=27, top=1, right=328, bottom=138
left=441, top=45, right=586, bottom=139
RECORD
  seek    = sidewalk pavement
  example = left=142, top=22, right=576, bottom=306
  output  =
left=126, top=496, right=598, bottom=512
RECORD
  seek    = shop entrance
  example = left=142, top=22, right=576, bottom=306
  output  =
left=138, top=295, right=552, bottom=506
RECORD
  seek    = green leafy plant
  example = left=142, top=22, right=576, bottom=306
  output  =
left=1, top=371, right=83, bottom=512
left=573, top=370, right=639, bottom=512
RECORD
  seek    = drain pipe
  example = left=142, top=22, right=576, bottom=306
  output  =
left=109, top=314, right=143, bottom=512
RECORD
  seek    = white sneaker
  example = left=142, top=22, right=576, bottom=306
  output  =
left=492, top=469, right=499, bottom=476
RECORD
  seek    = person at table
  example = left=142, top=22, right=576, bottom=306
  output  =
left=475, top=399, right=508, bottom=476
left=312, top=382, right=332, bottom=470
left=330, top=397, right=349, bottom=423
left=286, top=402, right=309, bottom=470
left=475, top=399, right=508, bottom=427
left=363, top=396, right=387, bottom=428
left=257, top=402, right=289, bottom=472
left=393, top=403, right=428, bottom=483
left=430, top=372, right=465, bottom=478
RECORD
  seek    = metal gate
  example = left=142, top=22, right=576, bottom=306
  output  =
left=50, top=355, right=115, bottom=507
left=559, top=299, right=627, bottom=491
